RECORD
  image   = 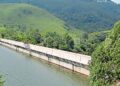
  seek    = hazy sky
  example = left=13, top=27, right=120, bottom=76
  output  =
left=111, top=0, right=120, bottom=4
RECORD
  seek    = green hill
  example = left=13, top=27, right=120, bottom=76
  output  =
left=0, top=3, right=82, bottom=43
left=0, top=3, right=67, bottom=35
left=0, top=0, right=120, bottom=32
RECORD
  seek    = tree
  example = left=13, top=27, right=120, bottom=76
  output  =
left=90, top=21, right=120, bottom=86
left=43, top=32, right=62, bottom=48
left=0, top=75, right=4, bottom=86
left=24, top=29, right=42, bottom=44
left=0, top=27, right=6, bottom=38
left=43, top=32, right=75, bottom=51
left=63, top=33, right=74, bottom=51
left=75, top=32, right=107, bottom=55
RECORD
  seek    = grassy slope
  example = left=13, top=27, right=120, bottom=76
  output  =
left=0, top=3, right=66, bottom=34
left=0, top=3, right=82, bottom=43
left=0, top=0, right=120, bottom=32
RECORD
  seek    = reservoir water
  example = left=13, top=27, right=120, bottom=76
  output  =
left=0, top=45, right=89, bottom=86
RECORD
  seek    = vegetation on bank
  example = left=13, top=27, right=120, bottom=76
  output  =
left=0, top=25, right=107, bottom=55
left=75, top=31, right=108, bottom=55
left=90, top=21, right=120, bottom=86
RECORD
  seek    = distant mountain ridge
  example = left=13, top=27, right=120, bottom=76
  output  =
left=0, top=0, right=120, bottom=32
left=96, top=0, right=110, bottom=2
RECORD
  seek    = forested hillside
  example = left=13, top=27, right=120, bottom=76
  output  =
left=0, top=0, right=120, bottom=32
left=90, top=21, right=120, bottom=86
left=0, top=3, right=82, bottom=38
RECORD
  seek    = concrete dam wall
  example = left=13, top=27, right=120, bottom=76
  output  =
left=0, top=38, right=91, bottom=76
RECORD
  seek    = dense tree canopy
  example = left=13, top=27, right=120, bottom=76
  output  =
left=75, top=31, right=107, bottom=55
left=90, top=21, right=120, bottom=86
left=0, top=26, right=76, bottom=51
left=0, top=25, right=107, bottom=55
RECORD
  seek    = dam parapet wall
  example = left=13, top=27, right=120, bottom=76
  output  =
left=0, top=38, right=91, bottom=76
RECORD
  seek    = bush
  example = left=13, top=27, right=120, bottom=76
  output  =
left=90, top=21, right=120, bottom=86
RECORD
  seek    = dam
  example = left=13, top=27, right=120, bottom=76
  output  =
left=0, top=38, right=91, bottom=76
